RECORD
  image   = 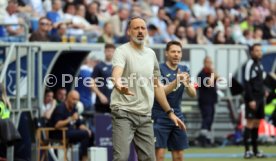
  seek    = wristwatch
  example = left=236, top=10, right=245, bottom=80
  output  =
left=166, top=108, right=174, bottom=115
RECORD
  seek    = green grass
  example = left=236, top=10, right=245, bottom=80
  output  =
left=164, top=146, right=276, bottom=161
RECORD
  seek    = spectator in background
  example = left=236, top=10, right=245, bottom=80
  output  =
left=55, top=88, right=67, bottom=105
left=40, top=89, right=56, bottom=120
left=0, top=0, right=8, bottom=22
left=145, top=24, right=163, bottom=45
left=224, top=27, right=235, bottom=44
left=262, top=16, right=275, bottom=41
left=68, top=4, right=100, bottom=39
left=63, top=2, right=76, bottom=22
left=46, top=0, right=63, bottom=30
left=213, top=31, right=226, bottom=44
left=170, top=0, right=191, bottom=18
left=239, top=30, right=254, bottom=45
left=203, top=26, right=214, bottom=44
left=51, top=23, right=67, bottom=42
left=75, top=56, right=95, bottom=112
left=149, top=7, right=171, bottom=37
left=175, top=25, right=188, bottom=45
left=29, top=17, right=52, bottom=42
left=97, top=22, right=115, bottom=44
left=50, top=90, right=93, bottom=161
left=253, top=27, right=264, bottom=44
left=206, top=14, right=217, bottom=28
left=186, top=25, right=198, bottom=44
left=240, top=15, right=255, bottom=32
left=23, top=0, right=45, bottom=17
left=197, top=56, right=218, bottom=146
left=197, top=28, right=210, bottom=44
left=109, top=6, right=129, bottom=39
left=192, top=0, right=210, bottom=22
left=91, top=44, right=115, bottom=113
left=85, top=1, right=100, bottom=25
left=3, top=0, right=25, bottom=38
left=172, top=9, right=185, bottom=27
left=164, top=23, right=179, bottom=43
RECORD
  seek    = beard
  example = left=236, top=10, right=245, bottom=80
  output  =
left=132, top=36, right=144, bottom=45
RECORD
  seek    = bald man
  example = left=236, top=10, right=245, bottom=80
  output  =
left=50, top=90, right=93, bottom=161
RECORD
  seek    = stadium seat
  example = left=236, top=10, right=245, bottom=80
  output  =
left=36, top=127, right=68, bottom=161
left=35, top=117, right=68, bottom=161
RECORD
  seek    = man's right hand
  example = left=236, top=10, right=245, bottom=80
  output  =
left=117, top=85, right=135, bottom=96
left=249, top=101, right=257, bottom=110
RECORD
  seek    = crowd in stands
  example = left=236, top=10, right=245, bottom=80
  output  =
left=0, top=0, right=276, bottom=45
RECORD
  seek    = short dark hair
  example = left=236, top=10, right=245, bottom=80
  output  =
left=250, top=43, right=261, bottom=52
left=165, top=41, right=182, bottom=51
left=127, top=16, right=146, bottom=29
left=105, top=43, right=115, bottom=49
left=44, top=88, right=53, bottom=95
left=265, top=16, right=273, bottom=23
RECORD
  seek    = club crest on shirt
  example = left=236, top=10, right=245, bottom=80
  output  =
left=103, top=67, right=108, bottom=71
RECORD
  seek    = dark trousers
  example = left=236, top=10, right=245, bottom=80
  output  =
left=199, top=102, right=215, bottom=131
left=67, top=129, right=94, bottom=157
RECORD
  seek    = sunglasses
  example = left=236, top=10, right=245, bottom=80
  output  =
left=40, top=22, right=50, bottom=26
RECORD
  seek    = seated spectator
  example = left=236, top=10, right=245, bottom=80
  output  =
left=85, top=1, right=100, bottom=25
left=40, top=89, right=56, bottom=120
left=109, top=6, right=129, bottom=39
left=253, top=27, right=264, bottom=43
left=50, top=90, right=93, bottom=161
left=0, top=0, right=7, bottom=22
left=145, top=24, right=163, bottom=45
left=97, top=22, right=115, bottom=44
left=130, top=2, right=143, bottom=17
left=224, top=27, right=235, bottom=44
left=68, top=4, right=101, bottom=40
left=175, top=25, right=188, bottom=45
left=149, top=7, right=171, bottom=38
left=262, top=16, right=275, bottom=41
left=203, top=26, right=214, bottom=44
left=197, top=28, right=210, bottom=44
left=29, top=17, right=52, bottom=42
left=213, top=31, right=226, bottom=44
left=169, top=0, right=191, bottom=18
left=51, top=23, right=67, bottom=42
left=55, top=87, right=67, bottom=105
left=173, top=9, right=185, bottom=27
left=192, top=0, right=210, bottom=22
left=3, top=0, right=25, bottom=39
left=239, top=15, right=255, bottom=32
left=239, top=29, right=254, bottom=45
left=63, top=2, right=76, bottom=22
left=20, top=0, right=45, bottom=17
left=164, top=23, right=179, bottom=43
left=46, top=0, right=63, bottom=31
left=186, top=25, right=198, bottom=44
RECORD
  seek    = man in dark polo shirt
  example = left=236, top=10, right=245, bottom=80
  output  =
left=50, top=90, right=93, bottom=161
